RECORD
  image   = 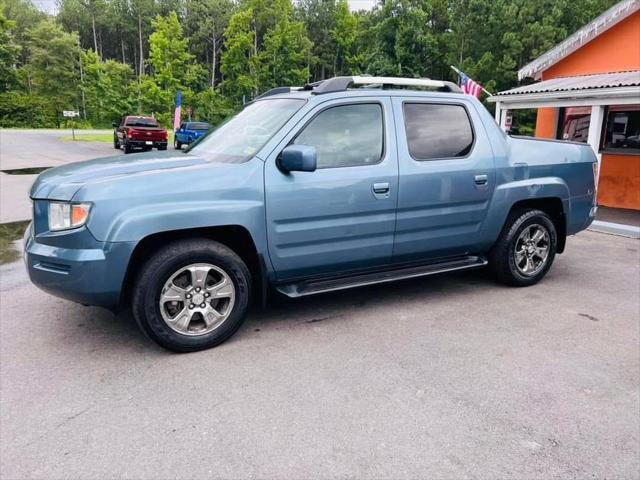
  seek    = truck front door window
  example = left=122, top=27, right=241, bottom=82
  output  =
left=294, top=103, right=383, bottom=168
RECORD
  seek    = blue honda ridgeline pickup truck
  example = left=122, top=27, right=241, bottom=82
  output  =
left=25, top=76, right=598, bottom=352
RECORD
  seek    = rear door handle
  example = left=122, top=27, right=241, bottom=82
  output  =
left=372, top=182, right=390, bottom=194
left=474, top=174, right=488, bottom=186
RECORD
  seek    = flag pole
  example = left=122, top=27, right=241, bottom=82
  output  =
left=450, top=65, right=492, bottom=96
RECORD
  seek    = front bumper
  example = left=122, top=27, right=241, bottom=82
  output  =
left=24, top=224, right=135, bottom=310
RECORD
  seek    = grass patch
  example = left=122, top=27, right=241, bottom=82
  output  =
left=0, top=221, right=30, bottom=265
left=59, top=133, right=113, bottom=142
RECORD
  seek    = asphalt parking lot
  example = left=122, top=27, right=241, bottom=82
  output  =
left=1, top=229, right=639, bottom=479
left=0, top=130, right=117, bottom=223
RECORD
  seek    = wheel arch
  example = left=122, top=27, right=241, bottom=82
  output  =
left=506, top=197, right=567, bottom=253
left=120, top=225, right=266, bottom=309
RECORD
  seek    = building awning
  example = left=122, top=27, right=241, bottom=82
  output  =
left=488, top=70, right=640, bottom=109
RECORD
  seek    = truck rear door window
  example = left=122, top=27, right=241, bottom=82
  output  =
left=403, top=103, right=474, bottom=160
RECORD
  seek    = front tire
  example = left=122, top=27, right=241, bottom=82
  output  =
left=174, top=139, right=182, bottom=150
left=132, top=239, right=251, bottom=352
left=489, top=209, right=557, bottom=287
left=114, top=136, right=120, bottom=149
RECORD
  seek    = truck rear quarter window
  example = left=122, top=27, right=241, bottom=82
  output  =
left=403, top=103, right=474, bottom=160
left=294, top=103, right=384, bottom=169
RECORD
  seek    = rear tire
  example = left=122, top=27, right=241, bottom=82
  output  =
left=124, top=141, right=133, bottom=154
left=113, top=136, right=120, bottom=149
left=174, top=139, right=182, bottom=150
left=132, top=239, right=251, bottom=352
left=489, top=209, right=557, bottom=287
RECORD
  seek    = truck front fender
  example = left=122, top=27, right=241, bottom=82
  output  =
left=94, top=200, right=267, bottom=252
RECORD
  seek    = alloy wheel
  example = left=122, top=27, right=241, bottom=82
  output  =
left=513, top=224, right=550, bottom=277
left=159, top=263, right=235, bottom=336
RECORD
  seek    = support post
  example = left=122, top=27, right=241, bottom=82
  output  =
left=494, top=101, right=501, bottom=125
left=587, top=105, right=606, bottom=181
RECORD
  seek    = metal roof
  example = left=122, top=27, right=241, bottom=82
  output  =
left=518, top=0, right=640, bottom=80
left=491, top=70, right=640, bottom=97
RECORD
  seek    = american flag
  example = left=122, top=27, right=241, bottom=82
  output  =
left=173, top=90, right=182, bottom=131
left=460, top=72, right=482, bottom=98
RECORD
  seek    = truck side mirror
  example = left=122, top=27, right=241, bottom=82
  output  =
left=278, top=145, right=317, bottom=173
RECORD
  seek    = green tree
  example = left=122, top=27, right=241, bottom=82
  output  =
left=183, top=0, right=235, bottom=87
left=24, top=20, right=81, bottom=121
left=2, top=0, right=45, bottom=64
left=81, top=49, right=135, bottom=125
left=330, top=0, right=358, bottom=76
left=220, top=8, right=257, bottom=103
left=148, top=11, right=193, bottom=91
left=0, top=3, right=20, bottom=92
left=192, top=88, right=233, bottom=125
left=258, top=13, right=312, bottom=90
left=138, top=11, right=196, bottom=122
left=295, top=0, right=337, bottom=80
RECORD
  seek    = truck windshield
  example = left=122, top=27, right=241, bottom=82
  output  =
left=189, top=98, right=306, bottom=163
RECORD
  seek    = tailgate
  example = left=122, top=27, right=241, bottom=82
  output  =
left=129, top=128, right=166, bottom=141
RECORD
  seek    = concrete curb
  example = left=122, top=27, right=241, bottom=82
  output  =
left=589, top=220, right=640, bottom=239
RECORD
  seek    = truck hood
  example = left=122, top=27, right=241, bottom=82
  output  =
left=30, top=151, right=209, bottom=200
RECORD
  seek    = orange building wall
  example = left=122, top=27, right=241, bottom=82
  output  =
left=534, top=108, right=557, bottom=138
left=535, top=12, right=640, bottom=136
left=532, top=11, right=640, bottom=210
left=598, top=154, right=640, bottom=210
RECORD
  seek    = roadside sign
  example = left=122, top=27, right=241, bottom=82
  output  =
left=63, top=110, right=80, bottom=140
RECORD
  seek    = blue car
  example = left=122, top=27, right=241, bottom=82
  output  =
left=24, top=76, right=597, bottom=352
left=174, top=121, right=211, bottom=149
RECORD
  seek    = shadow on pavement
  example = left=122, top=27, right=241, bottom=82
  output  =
left=70, top=268, right=498, bottom=354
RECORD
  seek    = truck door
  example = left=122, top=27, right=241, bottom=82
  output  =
left=264, top=97, right=399, bottom=280
left=391, top=97, right=496, bottom=262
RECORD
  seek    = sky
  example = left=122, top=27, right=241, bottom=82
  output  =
left=32, top=0, right=377, bottom=15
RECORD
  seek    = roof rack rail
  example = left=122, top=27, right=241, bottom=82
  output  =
left=254, top=86, right=306, bottom=100
left=312, top=76, right=462, bottom=95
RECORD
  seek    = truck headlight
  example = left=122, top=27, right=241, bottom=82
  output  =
left=48, top=202, right=91, bottom=231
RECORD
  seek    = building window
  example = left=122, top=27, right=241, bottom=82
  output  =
left=602, top=105, right=640, bottom=155
left=558, top=107, right=591, bottom=143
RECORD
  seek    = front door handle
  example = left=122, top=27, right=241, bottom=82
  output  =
left=474, top=174, right=488, bottom=186
left=372, top=182, right=390, bottom=194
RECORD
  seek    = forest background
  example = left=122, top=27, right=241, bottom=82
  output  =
left=0, top=0, right=618, bottom=131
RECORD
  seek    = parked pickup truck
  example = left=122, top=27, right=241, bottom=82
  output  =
left=113, top=115, right=168, bottom=154
left=25, top=76, right=597, bottom=352
left=174, top=121, right=211, bottom=149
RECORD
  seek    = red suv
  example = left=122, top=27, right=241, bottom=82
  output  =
left=113, top=116, right=168, bottom=154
